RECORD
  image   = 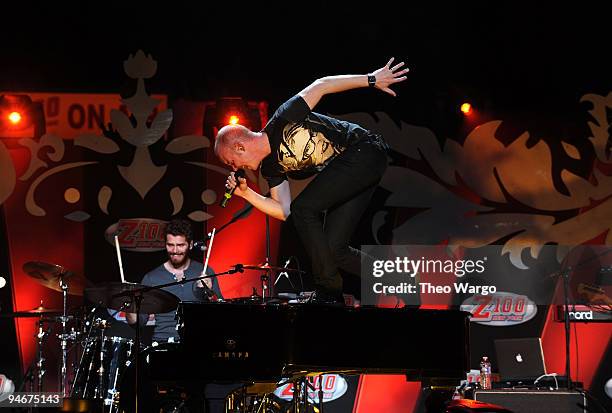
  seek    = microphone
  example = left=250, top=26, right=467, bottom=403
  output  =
left=220, top=169, right=245, bottom=208
left=231, top=264, right=244, bottom=274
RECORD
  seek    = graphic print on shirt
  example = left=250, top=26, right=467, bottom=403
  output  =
left=278, top=122, right=344, bottom=172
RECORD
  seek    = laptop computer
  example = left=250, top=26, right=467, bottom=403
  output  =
left=494, top=337, right=547, bottom=381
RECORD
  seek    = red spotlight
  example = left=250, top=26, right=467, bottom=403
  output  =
left=460, top=102, right=472, bottom=115
left=8, top=111, right=22, bottom=125
left=202, top=97, right=269, bottom=139
left=1, top=94, right=45, bottom=139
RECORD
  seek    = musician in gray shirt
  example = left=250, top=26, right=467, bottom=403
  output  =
left=127, top=219, right=222, bottom=342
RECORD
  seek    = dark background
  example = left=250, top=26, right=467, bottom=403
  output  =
left=1, top=2, right=609, bottom=136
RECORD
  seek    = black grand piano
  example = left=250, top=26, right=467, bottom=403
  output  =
left=119, top=302, right=469, bottom=412
left=145, top=302, right=470, bottom=382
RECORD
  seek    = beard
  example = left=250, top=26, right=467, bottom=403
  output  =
left=168, top=252, right=188, bottom=268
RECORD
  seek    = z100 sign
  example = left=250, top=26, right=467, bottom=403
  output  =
left=460, top=292, right=538, bottom=326
left=274, top=374, right=348, bottom=403
left=105, top=219, right=167, bottom=252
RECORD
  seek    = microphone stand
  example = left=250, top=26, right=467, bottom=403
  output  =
left=262, top=215, right=271, bottom=302
left=213, top=199, right=257, bottom=236
left=122, top=268, right=244, bottom=299
left=560, top=265, right=573, bottom=390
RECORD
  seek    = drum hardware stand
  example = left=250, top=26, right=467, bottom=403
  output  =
left=35, top=316, right=50, bottom=392
left=253, top=393, right=278, bottom=413
left=291, top=377, right=309, bottom=413
left=58, top=272, right=71, bottom=397
left=224, top=386, right=246, bottom=413
left=128, top=291, right=145, bottom=413
left=107, top=287, right=146, bottom=413
left=317, top=374, right=324, bottom=413
left=69, top=306, right=100, bottom=397
left=290, top=374, right=326, bottom=413
left=291, top=378, right=305, bottom=413
left=260, top=273, right=269, bottom=302
left=94, top=320, right=111, bottom=400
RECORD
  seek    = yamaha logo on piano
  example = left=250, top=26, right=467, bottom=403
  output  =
left=211, top=338, right=250, bottom=359
left=212, top=351, right=250, bottom=360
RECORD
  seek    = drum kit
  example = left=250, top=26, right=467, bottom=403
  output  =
left=5, top=259, right=306, bottom=412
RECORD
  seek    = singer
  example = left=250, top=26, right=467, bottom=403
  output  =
left=126, top=218, right=223, bottom=342
left=214, top=58, right=408, bottom=304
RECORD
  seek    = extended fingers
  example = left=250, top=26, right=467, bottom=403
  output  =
left=390, top=75, right=408, bottom=84
left=390, top=61, right=405, bottom=72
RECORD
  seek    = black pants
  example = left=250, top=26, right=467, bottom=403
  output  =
left=290, top=137, right=388, bottom=295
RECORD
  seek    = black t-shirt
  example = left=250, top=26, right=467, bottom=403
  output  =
left=260, top=95, right=372, bottom=188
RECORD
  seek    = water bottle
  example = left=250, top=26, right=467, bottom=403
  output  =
left=480, top=356, right=492, bottom=390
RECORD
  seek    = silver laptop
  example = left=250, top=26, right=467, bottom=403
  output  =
left=494, top=337, right=547, bottom=381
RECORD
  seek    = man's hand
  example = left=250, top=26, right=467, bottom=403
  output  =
left=197, top=278, right=213, bottom=289
left=225, top=171, right=248, bottom=197
left=370, top=57, right=409, bottom=97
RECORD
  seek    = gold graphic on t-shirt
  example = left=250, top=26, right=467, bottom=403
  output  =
left=279, top=123, right=343, bottom=172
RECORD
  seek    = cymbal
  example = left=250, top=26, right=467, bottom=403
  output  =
left=0, top=304, right=63, bottom=318
left=239, top=263, right=304, bottom=273
left=22, top=261, right=88, bottom=296
left=84, top=282, right=180, bottom=314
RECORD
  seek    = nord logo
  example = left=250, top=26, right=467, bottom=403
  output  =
left=569, top=311, right=593, bottom=320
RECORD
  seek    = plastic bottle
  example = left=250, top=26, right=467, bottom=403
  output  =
left=480, top=356, right=492, bottom=390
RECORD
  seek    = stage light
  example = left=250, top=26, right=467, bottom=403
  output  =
left=0, top=94, right=45, bottom=139
left=460, top=102, right=472, bottom=115
left=202, top=97, right=269, bottom=139
left=8, top=111, right=22, bottom=125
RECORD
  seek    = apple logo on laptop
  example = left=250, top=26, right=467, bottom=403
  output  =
left=515, top=353, right=523, bottom=363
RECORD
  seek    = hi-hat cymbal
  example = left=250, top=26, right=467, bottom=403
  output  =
left=22, top=261, right=88, bottom=296
left=0, top=304, right=63, bottom=318
left=84, top=282, right=180, bottom=314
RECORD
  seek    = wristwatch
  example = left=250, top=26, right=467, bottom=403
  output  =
left=367, top=74, right=376, bottom=88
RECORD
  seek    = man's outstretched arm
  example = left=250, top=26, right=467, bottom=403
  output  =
left=298, top=57, right=409, bottom=110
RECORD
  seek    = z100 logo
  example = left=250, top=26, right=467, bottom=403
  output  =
left=460, top=292, right=538, bottom=326
left=105, top=219, right=167, bottom=252
left=274, top=374, right=348, bottom=403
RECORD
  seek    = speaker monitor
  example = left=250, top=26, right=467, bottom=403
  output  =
left=473, top=389, right=587, bottom=413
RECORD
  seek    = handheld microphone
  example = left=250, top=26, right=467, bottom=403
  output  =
left=220, top=169, right=245, bottom=208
